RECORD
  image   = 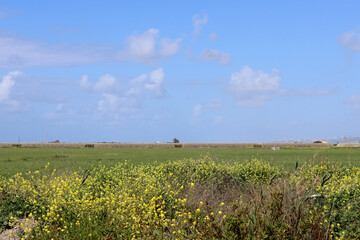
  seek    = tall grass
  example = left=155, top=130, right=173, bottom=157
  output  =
left=0, top=156, right=359, bottom=239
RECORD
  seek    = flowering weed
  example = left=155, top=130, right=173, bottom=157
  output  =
left=0, top=156, right=359, bottom=239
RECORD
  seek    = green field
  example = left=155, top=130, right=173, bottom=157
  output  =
left=1, top=147, right=360, bottom=177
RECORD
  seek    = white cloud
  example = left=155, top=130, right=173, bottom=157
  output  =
left=346, top=95, right=360, bottom=110
left=339, top=29, right=360, bottom=51
left=120, top=29, right=181, bottom=64
left=0, top=71, right=20, bottom=102
left=131, top=68, right=165, bottom=97
left=94, top=74, right=116, bottom=92
left=125, top=29, right=158, bottom=61
left=145, top=68, right=165, bottom=97
left=227, top=66, right=281, bottom=107
left=159, top=38, right=181, bottom=56
left=198, top=48, right=231, bottom=65
left=0, top=71, right=23, bottom=111
left=193, top=13, right=208, bottom=35
left=80, top=74, right=117, bottom=93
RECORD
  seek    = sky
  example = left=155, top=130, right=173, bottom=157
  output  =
left=1, top=1, right=360, bottom=143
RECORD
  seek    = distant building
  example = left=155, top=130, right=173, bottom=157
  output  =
left=313, top=140, right=328, bottom=144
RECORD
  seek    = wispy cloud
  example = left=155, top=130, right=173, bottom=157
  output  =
left=227, top=66, right=281, bottom=107
left=192, top=13, right=208, bottom=35
left=46, top=26, right=80, bottom=35
left=0, top=29, right=180, bottom=68
left=345, top=95, right=360, bottom=110
left=0, top=7, right=11, bottom=17
left=207, top=98, right=222, bottom=109
left=209, top=32, right=218, bottom=41
left=0, top=32, right=115, bottom=68
left=198, top=48, right=231, bottom=65
left=43, top=103, right=79, bottom=123
left=79, top=75, right=92, bottom=89
left=289, top=88, right=336, bottom=97
left=190, top=100, right=223, bottom=125
left=190, top=104, right=202, bottom=124
left=339, top=29, right=360, bottom=51
left=212, top=116, right=223, bottom=125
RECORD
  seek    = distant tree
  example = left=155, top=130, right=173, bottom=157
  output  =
left=173, top=138, right=180, bottom=143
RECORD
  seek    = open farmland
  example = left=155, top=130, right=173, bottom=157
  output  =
left=1, top=146, right=360, bottom=239
left=0, top=146, right=360, bottom=177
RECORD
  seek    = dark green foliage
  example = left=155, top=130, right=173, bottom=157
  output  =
left=0, top=193, right=31, bottom=232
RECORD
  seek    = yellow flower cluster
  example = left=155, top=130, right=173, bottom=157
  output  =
left=1, top=157, right=239, bottom=239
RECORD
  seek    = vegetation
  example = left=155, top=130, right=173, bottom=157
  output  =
left=1, top=155, right=360, bottom=239
left=1, top=147, right=360, bottom=177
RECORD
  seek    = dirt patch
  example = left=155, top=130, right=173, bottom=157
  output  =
left=0, top=218, right=36, bottom=240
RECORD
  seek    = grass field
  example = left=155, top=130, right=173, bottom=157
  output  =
left=1, top=147, right=360, bottom=177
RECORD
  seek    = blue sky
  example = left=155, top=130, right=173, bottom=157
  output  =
left=1, top=1, right=360, bottom=143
